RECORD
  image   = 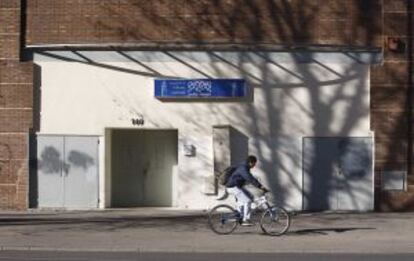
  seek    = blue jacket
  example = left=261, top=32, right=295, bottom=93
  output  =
left=225, top=163, right=262, bottom=189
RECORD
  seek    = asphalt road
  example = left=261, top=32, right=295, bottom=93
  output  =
left=1, top=210, right=414, bottom=253
left=1, top=251, right=414, bottom=261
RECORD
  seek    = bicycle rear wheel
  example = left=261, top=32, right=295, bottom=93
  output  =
left=260, top=206, right=290, bottom=236
left=208, top=204, right=240, bottom=235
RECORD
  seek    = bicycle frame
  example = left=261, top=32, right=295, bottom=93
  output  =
left=215, top=202, right=263, bottom=226
left=250, top=195, right=270, bottom=211
left=234, top=193, right=271, bottom=221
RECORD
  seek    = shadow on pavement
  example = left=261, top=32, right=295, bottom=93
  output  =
left=288, top=227, right=375, bottom=236
left=0, top=214, right=210, bottom=233
left=229, top=226, right=375, bottom=236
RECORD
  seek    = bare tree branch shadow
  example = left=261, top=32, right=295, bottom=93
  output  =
left=25, top=0, right=389, bottom=212
left=289, top=227, right=375, bottom=236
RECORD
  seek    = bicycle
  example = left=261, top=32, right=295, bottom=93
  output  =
left=208, top=192, right=290, bottom=236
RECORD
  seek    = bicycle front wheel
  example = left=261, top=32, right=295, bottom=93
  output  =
left=208, top=204, right=239, bottom=235
left=260, top=206, right=290, bottom=236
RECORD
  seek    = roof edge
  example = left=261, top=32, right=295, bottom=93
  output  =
left=25, top=42, right=382, bottom=53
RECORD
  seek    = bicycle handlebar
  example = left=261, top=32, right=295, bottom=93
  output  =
left=260, top=190, right=271, bottom=197
left=261, top=187, right=270, bottom=193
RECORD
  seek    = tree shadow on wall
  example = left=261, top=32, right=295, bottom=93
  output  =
left=67, top=151, right=95, bottom=170
left=29, top=0, right=386, bottom=211
left=38, top=146, right=96, bottom=174
left=38, top=146, right=65, bottom=174
left=379, top=0, right=413, bottom=211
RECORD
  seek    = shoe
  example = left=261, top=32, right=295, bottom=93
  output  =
left=241, top=220, right=254, bottom=226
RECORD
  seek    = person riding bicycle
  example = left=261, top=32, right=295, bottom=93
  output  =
left=225, top=155, right=269, bottom=226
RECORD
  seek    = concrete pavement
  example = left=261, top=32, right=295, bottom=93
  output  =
left=1, top=208, right=414, bottom=253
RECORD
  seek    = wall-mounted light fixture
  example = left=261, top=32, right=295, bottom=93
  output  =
left=387, top=37, right=406, bottom=53
left=183, top=144, right=196, bottom=157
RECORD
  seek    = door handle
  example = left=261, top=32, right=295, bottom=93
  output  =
left=337, top=167, right=344, bottom=176
left=335, top=165, right=343, bottom=176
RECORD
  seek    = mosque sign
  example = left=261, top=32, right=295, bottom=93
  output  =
left=155, top=79, right=247, bottom=99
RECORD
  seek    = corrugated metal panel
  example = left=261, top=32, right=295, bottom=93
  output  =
left=37, top=135, right=99, bottom=209
left=303, top=137, right=373, bottom=211
left=37, top=135, right=64, bottom=208
left=64, top=136, right=99, bottom=209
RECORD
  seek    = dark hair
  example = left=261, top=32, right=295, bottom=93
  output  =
left=246, top=155, right=257, bottom=165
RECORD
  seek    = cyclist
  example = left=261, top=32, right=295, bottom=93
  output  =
left=225, top=155, right=269, bottom=226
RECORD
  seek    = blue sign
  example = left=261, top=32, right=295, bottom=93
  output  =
left=155, top=79, right=247, bottom=99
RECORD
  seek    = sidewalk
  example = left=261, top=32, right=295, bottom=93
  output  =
left=1, top=208, right=414, bottom=253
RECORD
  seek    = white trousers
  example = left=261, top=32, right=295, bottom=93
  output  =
left=227, top=187, right=252, bottom=221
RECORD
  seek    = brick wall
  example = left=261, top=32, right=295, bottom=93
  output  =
left=25, top=0, right=382, bottom=47
left=1, top=0, right=413, bottom=210
left=373, top=0, right=414, bottom=211
left=0, top=0, right=33, bottom=209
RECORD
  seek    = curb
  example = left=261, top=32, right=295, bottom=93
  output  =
left=2, top=245, right=414, bottom=254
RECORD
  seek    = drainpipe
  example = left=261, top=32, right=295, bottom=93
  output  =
left=20, top=0, right=27, bottom=60
left=407, top=1, right=413, bottom=177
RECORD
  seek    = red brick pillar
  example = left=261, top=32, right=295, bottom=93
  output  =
left=0, top=0, right=33, bottom=210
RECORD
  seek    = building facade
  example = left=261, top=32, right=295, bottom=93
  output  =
left=0, top=0, right=413, bottom=211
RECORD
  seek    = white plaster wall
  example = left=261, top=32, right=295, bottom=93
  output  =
left=34, top=51, right=374, bottom=210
